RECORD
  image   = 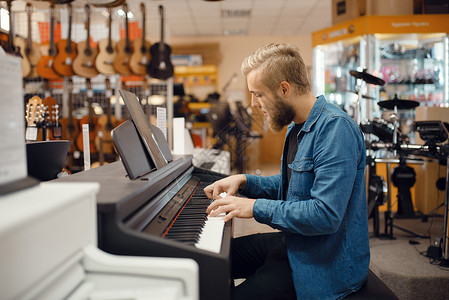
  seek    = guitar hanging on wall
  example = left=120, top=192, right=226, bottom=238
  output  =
left=72, top=4, right=99, bottom=79
left=54, top=3, right=77, bottom=77
left=114, top=2, right=133, bottom=76
left=129, top=2, right=151, bottom=76
left=147, top=5, right=173, bottom=80
left=76, top=78, right=98, bottom=154
left=10, top=0, right=31, bottom=78
left=95, top=8, right=117, bottom=75
left=23, top=3, right=41, bottom=78
left=60, top=78, right=80, bottom=153
left=36, top=4, right=61, bottom=81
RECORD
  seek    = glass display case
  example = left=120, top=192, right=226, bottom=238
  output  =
left=313, top=15, right=449, bottom=125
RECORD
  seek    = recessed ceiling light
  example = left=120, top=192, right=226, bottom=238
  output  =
left=222, top=9, right=251, bottom=18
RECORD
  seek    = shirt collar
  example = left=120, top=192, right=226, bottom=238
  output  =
left=287, top=95, right=326, bottom=133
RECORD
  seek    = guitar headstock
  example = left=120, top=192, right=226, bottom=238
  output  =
left=43, top=96, right=58, bottom=125
left=25, top=96, right=43, bottom=127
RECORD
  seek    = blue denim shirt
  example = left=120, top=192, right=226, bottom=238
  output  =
left=241, top=95, right=370, bottom=299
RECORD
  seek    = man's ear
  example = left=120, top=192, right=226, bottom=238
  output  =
left=279, top=81, right=290, bottom=97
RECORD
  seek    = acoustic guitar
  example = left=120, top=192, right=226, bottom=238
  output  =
left=36, top=4, right=61, bottom=81
left=95, top=8, right=117, bottom=75
left=72, top=5, right=99, bottom=79
left=113, top=3, right=133, bottom=76
left=53, top=3, right=77, bottom=77
left=147, top=5, right=173, bottom=80
left=22, top=3, right=41, bottom=78
left=25, top=96, right=44, bottom=142
left=95, top=78, right=118, bottom=164
left=12, top=2, right=31, bottom=78
left=60, top=78, right=80, bottom=153
left=76, top=78, right=98, bottom=154
left=129, top=2, right=151, bottom=76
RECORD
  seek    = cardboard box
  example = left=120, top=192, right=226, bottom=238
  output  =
left=332, top=0, right=414, bottom=25
left=366, top=0, right=414, bottom=16
left=332, top=0, right=367, bottom=25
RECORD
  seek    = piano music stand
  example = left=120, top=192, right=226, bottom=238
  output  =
left=111, top=120, right=156, bottom=180
left=119, top=89, right=172, bottom=169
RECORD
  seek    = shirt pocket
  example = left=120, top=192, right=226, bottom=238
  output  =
left=288, top=158, right=314, bottom=200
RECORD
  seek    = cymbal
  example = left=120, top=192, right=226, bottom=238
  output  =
left=350, top=70, right=385, bottom=86
left=377, top=95, right=419, bottom=110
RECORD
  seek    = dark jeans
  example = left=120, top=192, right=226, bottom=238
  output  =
left=231, top=232, right=297, bottom=300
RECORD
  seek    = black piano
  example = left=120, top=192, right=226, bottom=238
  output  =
left=57, top=90, right=233, bottom=300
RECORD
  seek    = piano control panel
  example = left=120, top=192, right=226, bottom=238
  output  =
left=144, top=176, right=200, bottom=236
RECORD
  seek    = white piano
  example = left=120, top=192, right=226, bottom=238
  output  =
left=0, top=182, right=199, bottom=300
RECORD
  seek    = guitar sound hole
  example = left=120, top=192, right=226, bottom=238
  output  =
left=106, top=46, right=114, bottom=54
left=125, top=46, right=132, bottom=54
left=140, top=46, right=146, bottom=53
left=84, top=48, right=92, bottom=56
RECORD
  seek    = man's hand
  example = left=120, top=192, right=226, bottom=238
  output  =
left=206, top=195, right=255, bottom=223
left=203, top=174, right=246, bottom=200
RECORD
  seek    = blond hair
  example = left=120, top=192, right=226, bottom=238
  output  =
left=241, top=43, right=310, bottom=95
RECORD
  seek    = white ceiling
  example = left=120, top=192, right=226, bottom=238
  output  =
left=8, top=0, right=332, bottom=39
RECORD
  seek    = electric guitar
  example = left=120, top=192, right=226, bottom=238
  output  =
left=76, top=78, right=98, bottom=154
left=72, top=4, right=99, bottom=78
left=95, top=8, right=117, bottom=75
left=114, top=3, right=133, bottom=76
left=54, top=3, right=77, bottom=77
left=60, top=78, right=80, bottom=153
left=147, top=5, right=173, bottom=80
left=36, top=4, right=61, bottom=80
left=129, top=2, right=151, bottom=76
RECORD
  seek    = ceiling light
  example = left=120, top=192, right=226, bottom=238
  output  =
left=221, top=9, right=251, bottom=18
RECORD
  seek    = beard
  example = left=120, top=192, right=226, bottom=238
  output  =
left=266, top=93, right=295, bottom=132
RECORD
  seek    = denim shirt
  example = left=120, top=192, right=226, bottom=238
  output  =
left=240, top=95, right=370, bottom=299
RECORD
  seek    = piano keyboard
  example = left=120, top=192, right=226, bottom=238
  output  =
left=161, top=183, right=226, bottom=253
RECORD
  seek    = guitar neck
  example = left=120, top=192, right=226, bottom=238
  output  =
left=124, top=5, right=130, bottom=52
left=85, top=5, right=92, bottom=53
left=159, top=5, right=165, bottom=53
left=141, top=3, right=146, bottom=51
left=49, top=5, right=55, bottom=56
left=26, top=3, right=32, bottom=53
left=107, top=8, right=113, bottom=50
left=66, top=4, right=73, bottom=53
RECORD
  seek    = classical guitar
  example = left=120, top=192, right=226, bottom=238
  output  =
left=22, top=3, right=41, bottom=78
left=54, top=3, right=77, bottom=77
left=25, top=96, right=43, bottom=142
left=147, top=5, right=173, bottom=80
left=95, top=8, right=117, bottom=76
left=95, top=78, right=118, bottom=163
left=129, top=2, right=151, bottom=76
left=60, top=78, right=80, bottom=153
left=12, top=2, right=31, bottom=77
left=36, top=4, right=61, bottom=81
left=4, top=0, right=26, bottom=76
left=72, top=5, right=99, bottom=79
left=42, top=91, right=62, bottom=140
left=113, top=3, right=134, bottom=76
left=76, top=79, right=98, bottom=154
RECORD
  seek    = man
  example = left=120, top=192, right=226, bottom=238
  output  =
left=205, top=43, right=370, bottom=300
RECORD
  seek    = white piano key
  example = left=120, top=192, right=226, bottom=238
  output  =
left=195, top=213, right=225, bottom=253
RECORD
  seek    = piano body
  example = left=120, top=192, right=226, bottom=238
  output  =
left=0, top=182, right=199, bottom=300
left=57, top=158, right=233, bottom=300
left=57, top=89, right=233, bottom=300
